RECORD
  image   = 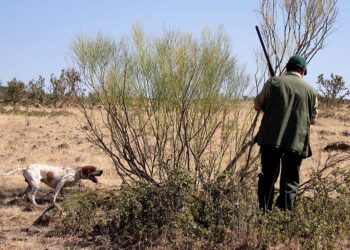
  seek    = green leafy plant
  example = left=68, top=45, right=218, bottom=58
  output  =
left=72, top=26, right=250, bottom=188
left=56, top=153, right=350, bottom=249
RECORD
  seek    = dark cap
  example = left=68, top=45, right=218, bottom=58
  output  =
left=287, top=55, right=307, bottom=75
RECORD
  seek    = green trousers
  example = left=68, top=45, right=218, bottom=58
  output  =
left=258, top=146, right=303, bottom=212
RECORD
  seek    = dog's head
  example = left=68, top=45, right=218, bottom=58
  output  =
left=80, top=166, right=103, bottom=184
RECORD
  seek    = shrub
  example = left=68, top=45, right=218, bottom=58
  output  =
left=26, top=75, right=46, bottom=105
left=72, top=26, right=251, bottom=191
left=57, top=168, right=199, bottom=248
left=4, top=78, right=26, bottom=104
left=54, top=153, right=350, bottom=249
left=317, top=73, right=350, bottom=106
left=56, top=182, right=350, bottom=249
left=48, top=68, right=81, bottom=106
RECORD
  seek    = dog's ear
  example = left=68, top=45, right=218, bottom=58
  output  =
left=81, top=166, right=97, bottom=176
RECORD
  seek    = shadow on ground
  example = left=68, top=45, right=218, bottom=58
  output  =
left=0, top=187, right=70, bottom=209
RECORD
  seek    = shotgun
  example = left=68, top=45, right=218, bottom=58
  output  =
left=243, top=26, right=276, bottom=172
left=224, top=26, right=276, bottom=174
left=255, top=25, right=275, bottom=77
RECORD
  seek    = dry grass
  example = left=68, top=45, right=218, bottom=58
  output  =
left=0, top=103, right=349, bottom=249
left=301, top=103, right=350, bottom=180
left=0, top=105, right=119, bottom=249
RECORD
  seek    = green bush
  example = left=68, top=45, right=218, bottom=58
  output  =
left=26, top=76, right=46, bottom=105
left=55, top=159, right=350, bottom=249
left=4, top=78, right=26, bottom=104
left=57, top=169, right=199, bottom=248
left=317, top=73, right=350, bottom=107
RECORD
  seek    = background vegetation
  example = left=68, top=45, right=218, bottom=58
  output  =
left=317, top=73, right=350, bottom=106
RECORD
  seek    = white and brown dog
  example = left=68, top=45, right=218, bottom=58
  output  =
left=2, top=164, right=103, bottom=205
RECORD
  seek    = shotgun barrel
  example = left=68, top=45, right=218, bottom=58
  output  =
left=255, top=26, right=275, bottom=77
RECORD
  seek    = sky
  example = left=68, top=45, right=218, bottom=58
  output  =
left=0, top=0, right=349, bottom=91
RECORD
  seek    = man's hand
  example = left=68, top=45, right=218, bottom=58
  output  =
left=254, top=103, right=262, bottom=112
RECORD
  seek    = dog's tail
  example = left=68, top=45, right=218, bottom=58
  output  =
left=2, top=168, right=25, bottom=176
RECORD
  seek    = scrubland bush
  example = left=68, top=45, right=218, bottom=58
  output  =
left=56, top=152, right=350, bottom=249
left=4, top=78, right=26, bottom=105
left=48, top=68, right=81, bottom=106
left=26, top=75, right=46, bottom=105
left=1, top=69, right=82, bottom=107
left=72, top=26, right=251, bottom=188
left=317, top=73, right=350, bottom=107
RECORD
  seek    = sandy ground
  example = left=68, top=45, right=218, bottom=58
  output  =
left=0, top=103, right=349, bottom=249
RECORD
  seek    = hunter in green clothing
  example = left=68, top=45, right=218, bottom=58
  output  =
left=254, top=55, right=318, bottom=211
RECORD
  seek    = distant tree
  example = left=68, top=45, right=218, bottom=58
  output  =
left=317, top=73, right=349, bottom=105
left=27, top=75, right=46, bottom=105
left=49, top=68, right=81, bottom=106
left=5, top=78, right=26, bottom=104
left=0, top=80, right=5, bottom=102
left=257, top=0, right=338, bottom=76
left=64, top=68, right=81, bottom=97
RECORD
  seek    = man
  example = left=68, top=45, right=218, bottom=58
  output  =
left=254, top=55, right=318, bottom=211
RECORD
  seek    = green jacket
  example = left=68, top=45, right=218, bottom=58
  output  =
left=254, top=72, right=318, bottom=158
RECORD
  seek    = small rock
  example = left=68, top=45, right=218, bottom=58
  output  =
left=319, top=111, right=335, bottom=118
left=338, top=115, right=350, bottom=122
left=7, top=197, right=27, bottom=207
left=17, top=157, right=26, bottom=163
left=23, top=204, right=37, bottom=212
left=319, top=130, right=336, bottom=136
left=24, top=226, right=40, bottom=236
left=341, top=131, right=350, bottom=137
left=33, top=204, right=62, bottom=227
left=11, top=237, right=27, bottom=241
left=0, top=232, right=6, bottom=241
left=82, top=125, right=89, bottom=130
left=75, top=156, right=83, bottom=162
left=324, top=141, right=350, bottom=152
left=57, top=143, right=69, bottom=149
left=0, top=191, right=5, bottom=199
